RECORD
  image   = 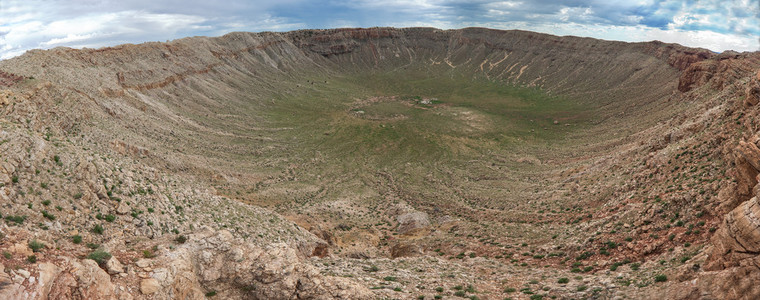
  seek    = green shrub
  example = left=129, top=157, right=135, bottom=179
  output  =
left=92, top=224, right=104, bottom=234
left=577, top=286, right=587, bottom=291
left=105, top=215, right=116, bottom=222
left=41, top=200, right=51, bottom=206
left=557, top=277, right=569, bottom=284
left=87, top=250, right=112, bottom=265
left=175, top=235, right=187, bottom=244
left=86, top=243, right=100, bottom=249
left=28, top=240, right=44, bottom=252
left=205, top=291, right=217, bottom=297
left=383, top=276, right=397, bottom=282
left=11, top=175, right=18, bottom=183
left=27, top=255, right=36, bottom=263
left=575, top=251, right=593, bottom=260
left=41, top=210, right=55, bottom=220
left=72, top=235, right=82, bottom=244
left=630, top=263, right=640, bottom=271
left=504, top=287, right=516, bottom=293
left=3, top=251, right=11, bottom=259
left=5, top=215, right=25, bottom=225
left=654, top=274, right=667, bottom=282
left=610, top=263, right=619, bottom=271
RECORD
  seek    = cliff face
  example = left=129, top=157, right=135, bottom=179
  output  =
left=290, top=28, right=692, bottom=96
left=0, top=27, right=759, bottom=299
left=3, top=27, right=699, bottom=99
left=678, top=52, right=760, bottom=92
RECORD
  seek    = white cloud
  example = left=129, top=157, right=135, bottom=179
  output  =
left=557, top=7, right=594, bottom=22
left=1, top=0, right=758, bottom=60
left=485, top=1, right=524, bottom=10
left=0, top=0, right=302, bottom=59
left=637, top=27, right=758, bottom=52
left=342, top=0, right=441, bottom=10
left=478, top=21, right=759, bottom=52
left=0, top=9, right=211, bottom=58
left=325, top=19, right=360, bottom=29
left=41, top=33, right=96, bottom=46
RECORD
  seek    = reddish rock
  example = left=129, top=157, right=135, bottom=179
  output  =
left=678, top=53, right=760, bottom=92
left=390, top=240, right=424, bottom=258
left=745, top=72, right=760, bottom=107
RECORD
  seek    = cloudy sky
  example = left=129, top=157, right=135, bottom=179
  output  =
left=1, top=0, right=758, bottom=59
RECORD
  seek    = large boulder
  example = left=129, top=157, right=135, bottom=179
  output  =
left=390, top=240, right=424, bottom=258
left=71, top=258, right=116, bottom=299
left=105, top=257, right=124, bottom=275
left=396, top=212, right=431, bottom=235
left=706, top=196, right=760, bottom=271
left=140, top=278, right=160, bottom=295
left=148, top=229, right=373, bottom=299
left=693, top=135, right=760, bottom=299
left=744, top=71, right=760, bottom=107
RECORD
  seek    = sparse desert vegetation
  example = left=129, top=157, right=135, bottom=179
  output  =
left=0, top=27, right=758, bottom=299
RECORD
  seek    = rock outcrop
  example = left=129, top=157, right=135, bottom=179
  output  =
left=156, top=229, right=372, bottom=299
left=745, top=71, right=760, bottom=107
left=685, top=134, right=760, bottom=299
left=678, top=52, right=760, bottom=92
left=0, top=228, right=371, bottom=299
left=396, top=212, right=431, bottom=235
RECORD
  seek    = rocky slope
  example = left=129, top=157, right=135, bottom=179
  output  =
left=0, top=27, right=758, bottom=299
